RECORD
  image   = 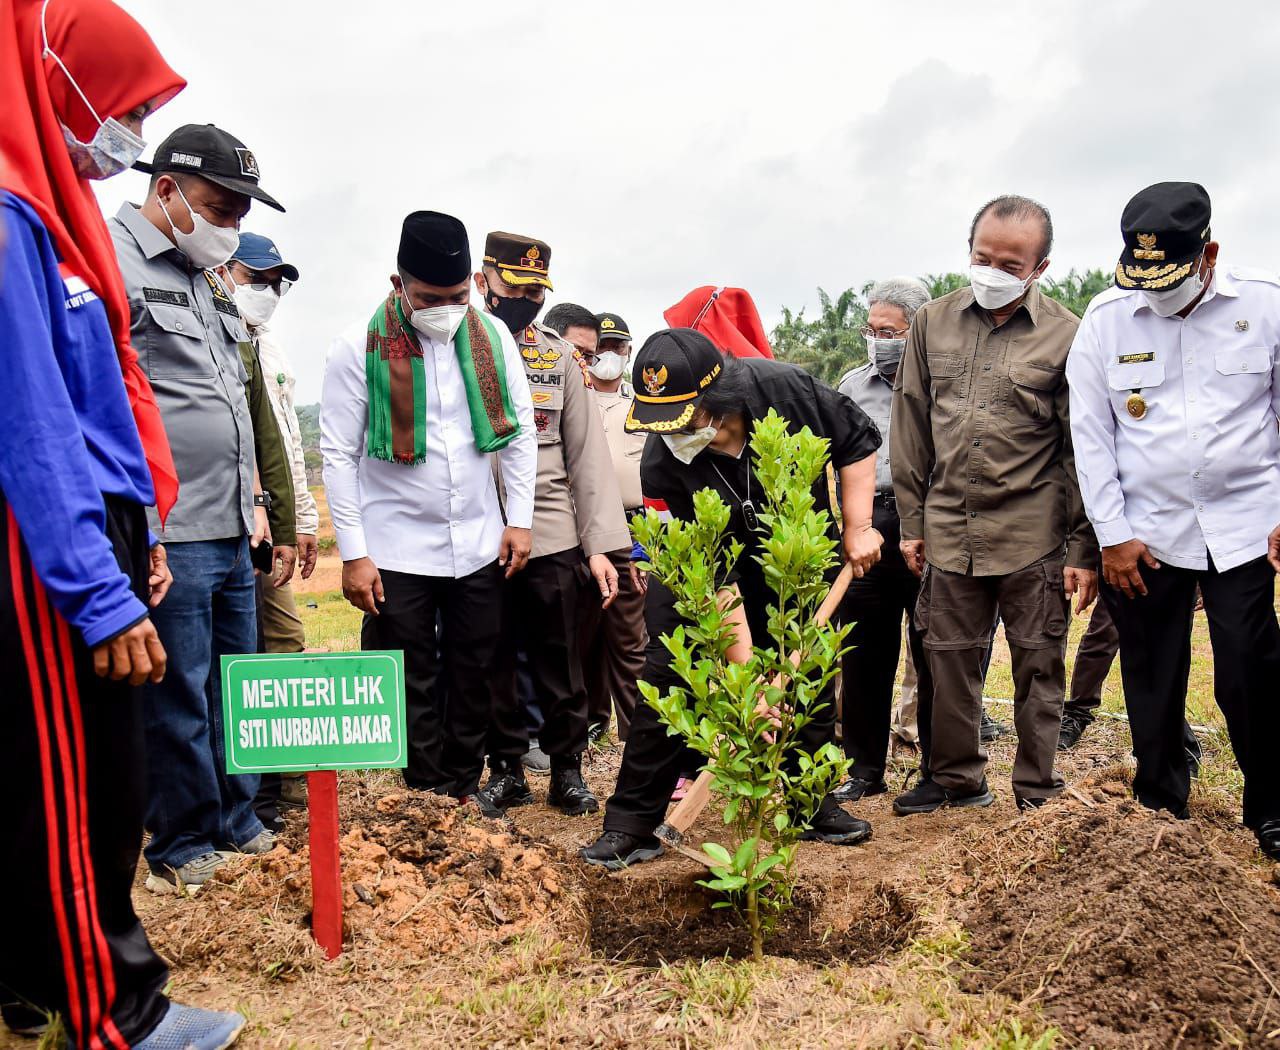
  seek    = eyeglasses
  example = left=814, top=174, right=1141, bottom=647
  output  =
left=859, top=325, right=909, bottom=340
left=238, top=268, right=293, bottom=296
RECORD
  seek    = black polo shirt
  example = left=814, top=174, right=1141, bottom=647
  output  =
left=640, top=359, right=881, bottom=588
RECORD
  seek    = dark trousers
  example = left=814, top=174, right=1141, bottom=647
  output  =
left=1064, top=598, right=1120, bottom=721
left=603, top=573, right=840, bottom=837
left=840, top=502, right=919, bottom=783
left=579, top=548, right=647, bottom=740
left=363, top=562, right=502, bottom=796
left=918, top=554, right=1069, bottom=802
left=0, top=498, right=169, bottom=1048
left=489, top=547, right=589, bottom=766
left=1103, top=556, right=1280, bottom=828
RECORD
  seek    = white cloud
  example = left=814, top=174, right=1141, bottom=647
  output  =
left=98, top=0, right=1280, bottom=402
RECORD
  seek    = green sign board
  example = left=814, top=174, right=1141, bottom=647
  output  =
left=220, top=650, right=407, bottom=774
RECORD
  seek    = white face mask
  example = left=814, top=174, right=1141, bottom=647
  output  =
left=588, top=350, right=628, bottom=382
left=1141, top=265, right=1206, bottom=318
left=42, top=6, right=147, bottom=180
left=233, top=283, right=279, bottom=326
left=404, top=299, right=468, bottom=344
left=158, top=182, right=240, bottom=270
left=969, top=264, right=1037, bottom=311
left=663, top=424, right=718, bottom=465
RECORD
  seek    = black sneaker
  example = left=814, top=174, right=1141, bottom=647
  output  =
left=461, top=792, right=505, bottom=820
left=893, top=776, right=994, bottom=815
left=980, top=710, right=1008, bottom=743
left=1016, top=795, right=1049, bottom=813
left=1257, top=819, right=1280, bottom=862
left=548, top=761, right=599, bottom=816
left=831, top=776, right=887, bottom=804
left=1057, top=712, right=1090, bottom=751
left=477, top=768, right=534, bottom=812
left=800, top=805, right=873, bottom=845
left=587, top=721, right=608, bottom=745
left=580, top=830, right=664, bottom=870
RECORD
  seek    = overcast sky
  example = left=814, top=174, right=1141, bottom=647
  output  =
left=98, top=1, right=1280, bottom=403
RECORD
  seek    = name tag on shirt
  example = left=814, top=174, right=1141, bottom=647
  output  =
left=143, top=287, right=190, bottom=307
left=1118, top=352, right=1156, bottom=364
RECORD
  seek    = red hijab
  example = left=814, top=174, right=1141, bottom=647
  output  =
left=664, top=286, right=775, bottom=360
left=1, top=0, right=185, bottom=520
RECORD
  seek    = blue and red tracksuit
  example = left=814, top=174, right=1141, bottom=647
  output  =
left=0, top=190, right=169, bottom=1047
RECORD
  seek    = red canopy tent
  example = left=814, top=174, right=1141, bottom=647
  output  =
left=664, top=285, right=774, bottom=359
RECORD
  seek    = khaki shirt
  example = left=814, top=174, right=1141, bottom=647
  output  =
left=518, top=323, right=630, bottom=559
left=591, top=380, right=646, bottom=512
left=891, top=283, right=1097, bottom=575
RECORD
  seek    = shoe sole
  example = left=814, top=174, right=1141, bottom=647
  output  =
left=550, top=797, right=600, bottom=816
left=894, top=790, right=995, bottom=816
left=522, top=765, right=551, bottom=777
left=580, top=844, right=664, bottom=870
left=212, top=1018, right=247, bottom=1050
left=800, top=825, right=873, bottom=846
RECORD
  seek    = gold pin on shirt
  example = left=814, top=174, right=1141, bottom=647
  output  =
left=1126, top=392, right=1148, bottom=419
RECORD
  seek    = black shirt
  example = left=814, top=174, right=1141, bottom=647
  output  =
left=640, top=359, right=881, bottom=587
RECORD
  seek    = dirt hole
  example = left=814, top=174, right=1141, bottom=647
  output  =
left=587, top=870, right=919, bottom=965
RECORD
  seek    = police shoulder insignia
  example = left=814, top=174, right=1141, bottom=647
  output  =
left=521, top=325, right=538, bottom=346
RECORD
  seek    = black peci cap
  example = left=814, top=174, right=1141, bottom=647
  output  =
left=596, top=312, right=631, bottom=343
left=1115, top=182, right=1212, bottom=290
left=625, top=328, right=724, bottom=433
left=135, top=124, right=284, bottom=211
left=398, top=211, right=470, bottom=286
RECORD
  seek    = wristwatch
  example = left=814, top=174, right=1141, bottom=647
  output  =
left=254, top=493, right=272, bottom=511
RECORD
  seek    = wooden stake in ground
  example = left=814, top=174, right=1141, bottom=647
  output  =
left=308, top=769, right=343, bottom=958
left=654, top=561, right=855, bottom=863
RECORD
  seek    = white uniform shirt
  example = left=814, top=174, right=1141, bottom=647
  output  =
left=320, top=313, right=536, bottom=578
left=1067, top=267, right=1280, bottom=571
left=253, top=322, right=320, bottom=536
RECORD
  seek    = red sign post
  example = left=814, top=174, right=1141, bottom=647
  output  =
left=307, top=769, right=343, bottom=959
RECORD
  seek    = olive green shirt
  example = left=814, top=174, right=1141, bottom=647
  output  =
left=890, top=283, right=1096, bottom=575
left=237, top=339, right=297, bottom=547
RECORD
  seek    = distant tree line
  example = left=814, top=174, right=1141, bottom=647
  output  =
left=771, top=269, right=1114, bottom=386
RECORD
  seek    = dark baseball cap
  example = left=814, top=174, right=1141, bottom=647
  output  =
left=596, top=312, right=632, bottom=342
left=625, top=328, right=724, bottom=433
left=231, top=232, right=299, bottom=282
left=483, top=231, right=553, bottom=290
left=135, top=124, right=284, bottom=212
left=1115, top=182, right=1211, bottom=291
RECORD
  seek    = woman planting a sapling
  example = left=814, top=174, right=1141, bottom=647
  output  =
left=581, top=328, right=884, bottom=873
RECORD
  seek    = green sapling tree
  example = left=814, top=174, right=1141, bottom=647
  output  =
left=632, top=409, right=852, bottom=960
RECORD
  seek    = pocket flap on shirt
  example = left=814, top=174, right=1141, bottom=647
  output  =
left=1106, top=359, right=1166, bottom=391
left=1214, top=345, right=1271, bottom=376
left=1008, top=362, right=1061, bottom=392
left=928, top=354, right=964, bottom=379
left=144, top=301, right=202, bottom=339
left=219, top=310, right=249, bottom=344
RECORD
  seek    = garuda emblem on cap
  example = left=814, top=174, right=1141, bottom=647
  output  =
left=1133, top=233, right=1164, bottom=261
left=643, top=365, right=668, bottom=395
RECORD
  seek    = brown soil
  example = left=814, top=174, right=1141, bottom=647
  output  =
left=945, top=770, right=1280, bottom=1048
left=145, top=789, right=586, bottom=979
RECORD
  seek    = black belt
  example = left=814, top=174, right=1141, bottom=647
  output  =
left=873, top=491, right=897, bottom=508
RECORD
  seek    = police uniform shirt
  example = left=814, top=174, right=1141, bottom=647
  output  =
left=838, top=362, right=894, bottom=493
left=518, top=322, right=631, bottom=559
left=642, top=359, right=881, bottom=570
left=108, top=203, right=256, bottom=541
left=1067, top=267, right=1280, bottom=571
left=592, top=379, right=646, bottom=512
left=320, top=314, right=537, bottom=580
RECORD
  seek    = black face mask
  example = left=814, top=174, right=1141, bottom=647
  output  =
left=486, top=289, right=542, bottom=335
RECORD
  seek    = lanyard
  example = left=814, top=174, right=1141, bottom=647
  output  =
left=709, top=459, right=760, bottom=531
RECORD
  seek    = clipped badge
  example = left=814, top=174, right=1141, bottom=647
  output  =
left=1126, top=393, right=1148, bottom=420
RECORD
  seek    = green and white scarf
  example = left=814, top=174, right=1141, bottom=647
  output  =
left=365, top=294, right=520, bottom=464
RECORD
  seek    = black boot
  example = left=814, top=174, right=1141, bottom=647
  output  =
left=800, top=801, right=873, bottom=845
left=548, top=756, right=599, bottom=815
left=476, top=762, right=534, bottom=814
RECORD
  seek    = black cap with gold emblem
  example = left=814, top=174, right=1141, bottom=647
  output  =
left=625, top=328, right=724, bottom=433
left=1115, top=182, right=1211, bottom=290
left=483, top=231, right=554, bottom=290
left=596, top=312, right=631, bottom=344
left=135, top=124, right=284, bottom=212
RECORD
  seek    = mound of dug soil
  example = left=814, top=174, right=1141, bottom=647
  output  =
left=953, top=795, right=1280, bottom=1048
left=149, top=792, right=586, bottom=977
left=589, top=869, right=918, bottom=965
